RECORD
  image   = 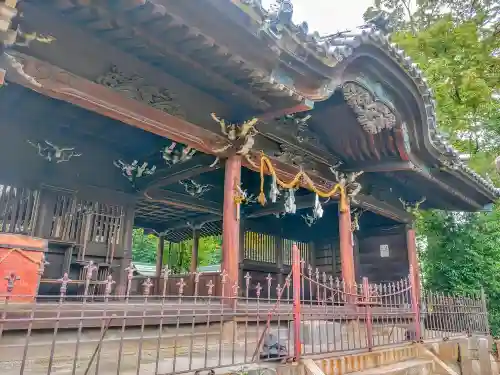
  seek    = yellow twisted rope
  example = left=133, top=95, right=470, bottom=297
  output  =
left=255, top=152, right=347, bottom=212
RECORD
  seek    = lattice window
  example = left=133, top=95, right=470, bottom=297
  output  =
left=244, top=231, right=277, bottom=264
left=49, top=194, right=123, bottom=246
left=0, top=184, right=39, bottom=235
left=282, top=239, right=309, bottom=266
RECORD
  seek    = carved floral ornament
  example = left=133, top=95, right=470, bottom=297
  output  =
left=96, top=66, right=185, bottom=119
left=342, top=81, right=397, bottom=134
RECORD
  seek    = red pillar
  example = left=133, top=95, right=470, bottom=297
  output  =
left=155, top=235, right=164, bottom=294
left=190, top=228, right=200, bottom=274
left=339, top=197, right=356, bottom=290
left=222, top=155, right=242, bottom=298
left=406, top=225, right=421, bottom=300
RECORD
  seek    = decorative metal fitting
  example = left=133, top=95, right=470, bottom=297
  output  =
left=4, top=272, right=20, bottom=293
left=58, top=273, right=71, bottom=295
left=104, top=275, right=115, bottom=297
left=142, top=278, right=153, bottom=296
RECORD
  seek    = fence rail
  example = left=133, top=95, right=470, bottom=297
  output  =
left=0, top=245, right=490, bottom=375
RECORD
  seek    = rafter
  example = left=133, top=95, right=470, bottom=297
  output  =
left=141, top=155, right=220, bottom=191
left=143, top=188, right=222, bottom=215
left=245, top=192, right=412, bottom=223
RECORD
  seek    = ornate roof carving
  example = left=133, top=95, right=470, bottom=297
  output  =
left=274, top=143, right=318, bottom=172
left=238, top=2, right=499, bottom=197
left=96, top=66, right=185, bottom=119
left=342, top=81, right=397, bottom=134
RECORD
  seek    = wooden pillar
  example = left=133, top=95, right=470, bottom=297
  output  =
left=406, top=225, right=421, bottom=300
left=353, top=234, right=361, bottom=282
left=190, top=229, right=200, bottom=273
left=155, top=235, right=164, bottom=294
left=239, top=219, right=246, bottom=290
left=222, top=155, right=242, bottom=298
left=339, top=197, right=355, bottom=288
left=276, top=234, right=284, bottom=286
left=33, top=189, right=57, bottom=238
left=117, top=205, right=135, bottom=295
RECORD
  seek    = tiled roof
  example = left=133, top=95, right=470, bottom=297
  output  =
left=244, top=1, right=499, bottom=197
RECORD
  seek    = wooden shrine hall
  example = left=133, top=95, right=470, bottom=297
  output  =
left=0, top=0, right=497, bottom=300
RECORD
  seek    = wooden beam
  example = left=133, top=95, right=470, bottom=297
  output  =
left=8, top=52, right=228, bottom=155
left=144, top=188, right=222, bottom=215
left=245, top=191, right=412, bottom=223
left=143, top=160, right=220, bottom=191
left=69, top=1, right=271, bottom=111
left=160, top=214, right=221, bottom=232
left=4, top=54, right=437, bottom=220
left=141, top=154, right=218, bottom=186
left=245, top=193, right=330, bottom=218
left=356, top=194, right=413, bottom=223
left=258, top=101, right=314, bottom=121
left=342, top=161, right=416, bottom=173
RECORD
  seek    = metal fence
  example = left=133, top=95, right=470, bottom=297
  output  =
left=0, top=245, right=489, bottom=375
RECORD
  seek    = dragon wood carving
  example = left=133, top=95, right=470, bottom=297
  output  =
left=274, top=144, right=318, bottom=171
left=342, top=81, right=397, bottom=134
left=211, top=113, right=259, bottom=155
left=96, top=66, right=185, bottom=118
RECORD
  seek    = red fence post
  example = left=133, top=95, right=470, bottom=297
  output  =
left=409, top=266, right=422, bottom=340
left=362, top=277, right=373, bottom=351
left=292, top=243, right=302, bottom=361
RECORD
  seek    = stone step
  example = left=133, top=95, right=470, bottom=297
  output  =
left=346, top=359, right=433, bottom=375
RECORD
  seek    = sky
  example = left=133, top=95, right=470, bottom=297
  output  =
left=261, top=0, right=374, bottom=34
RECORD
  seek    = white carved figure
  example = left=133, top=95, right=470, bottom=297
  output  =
left=114, top=159, right=137, bottom=180
left=328, top=161, right=343, bottom=175
left=211, top=113, right=259, bottom=155
left=27, top=140, right=82, bottom=163
left=331, top=168, right=363, bottom=203
left=302, top=213, right=316, bottom=227
left=284, top=188, right=297, bottom=214
left=179, top=179, right=211, bottom=198
left=161, top=142, right=196, bottom=166
left=351, top=208, right=362, bottom=232
left=136, top=162, right=156, bottom=178
left=269, top=174, right=281, bottom=203
left=399, top=196, right=426, bottom=214
left=347, top=171, right=363, bottom=202
left=114, top=159, right=155, bottom=182
left=312, top=193, right=323, bottom=219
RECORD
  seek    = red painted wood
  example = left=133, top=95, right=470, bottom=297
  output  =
left=406, top=226, right=421, bottom=300
left=190, top=229, right=200, bottom=274
left=339, top=198, right=355, bottom=289
left=222, top=155, right=242, bottom=299
left=0, top=234, right=47, bottom=302
left=292, top=243, right=302, bottom=360
left=9, top=53, right=228, bottom=155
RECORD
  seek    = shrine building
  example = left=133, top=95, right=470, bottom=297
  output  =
left=0, top=0, right=496, bottom=301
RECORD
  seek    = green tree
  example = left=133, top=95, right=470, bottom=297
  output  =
left=132, top=228, right=222, bottom=273
left=364, top=0, right=500, bottom=334
left=131, top=228, right=158, bottom=263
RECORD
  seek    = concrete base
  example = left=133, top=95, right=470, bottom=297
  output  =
left=289, top=320, right=344, bottom=346
left=348, top=360, right=433, bottom=375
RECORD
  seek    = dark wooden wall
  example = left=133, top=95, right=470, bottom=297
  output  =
left=357, top=226, right=409, bottom=283
left=0, top=94, right=138, bottom=292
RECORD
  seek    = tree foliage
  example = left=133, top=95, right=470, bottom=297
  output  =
left=365, top=0, right=500, bottom=334
left=132, top=228, right=158, bottom=264
left=131, top=228, right=221, bottom=273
